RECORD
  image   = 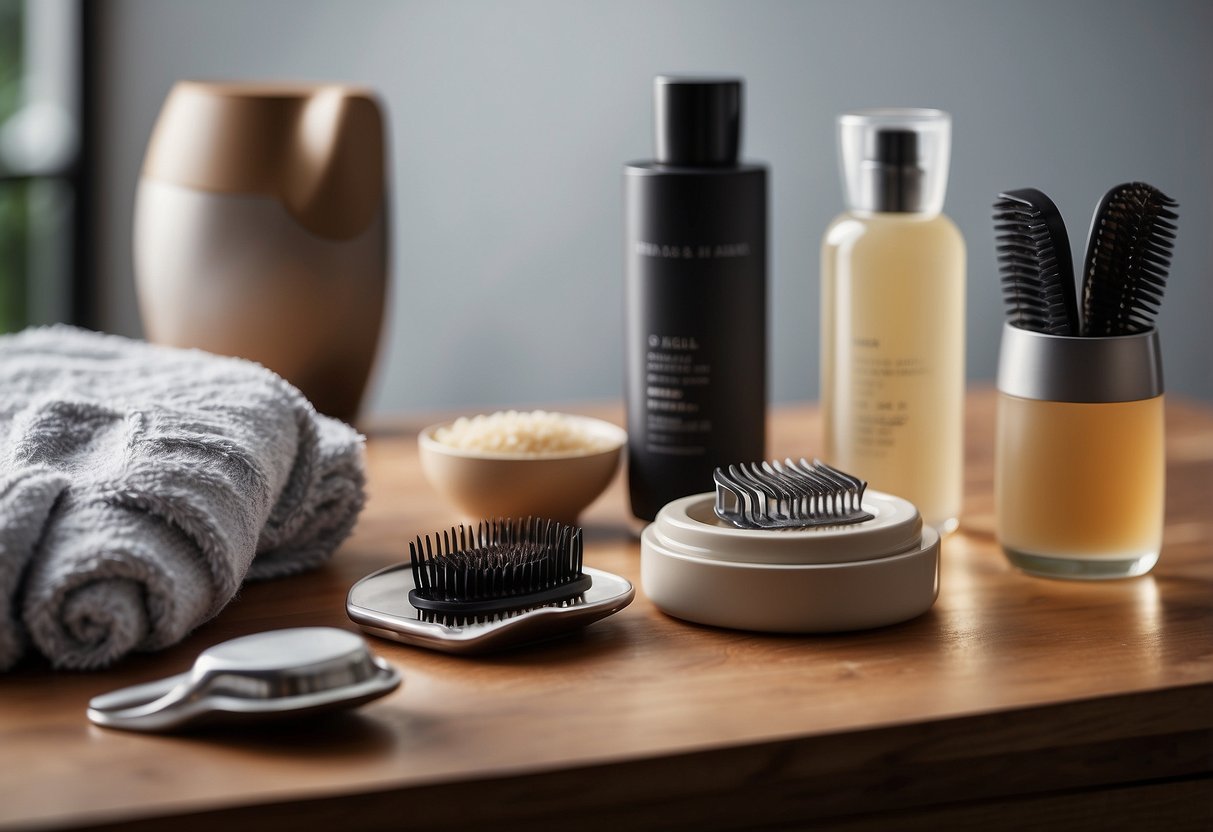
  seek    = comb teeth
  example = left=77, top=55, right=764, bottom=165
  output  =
left=408, top=517, right=590, bottom=616
left=992, top=188, right=1078, bottom=335
left=714, top=459, right=875, bottom=530
left=1081, top=182, right=1179, bottom=336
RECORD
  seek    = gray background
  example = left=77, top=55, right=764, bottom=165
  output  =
left=91, top=0, right=1213, bottom=414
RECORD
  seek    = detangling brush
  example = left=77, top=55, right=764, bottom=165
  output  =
left=992, top=187, right=1080, bottom=335
left=347, top=517, right=634, bottom=654
left=1080, top=181, right=1179, bottom=337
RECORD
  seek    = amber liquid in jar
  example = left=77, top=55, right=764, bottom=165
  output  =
left=995, top=392, right=1164, bottom=579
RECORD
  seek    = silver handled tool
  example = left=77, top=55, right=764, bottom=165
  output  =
left=87, top=627, right=400, bottom=732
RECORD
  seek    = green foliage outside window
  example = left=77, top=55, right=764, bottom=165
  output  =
left=0, top=0, right=27, bottom=333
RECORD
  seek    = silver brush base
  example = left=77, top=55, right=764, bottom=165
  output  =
left=347, top=564, right=634, bottom=654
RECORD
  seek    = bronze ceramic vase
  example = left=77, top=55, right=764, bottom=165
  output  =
left=134, top=81, right=388, bottom=422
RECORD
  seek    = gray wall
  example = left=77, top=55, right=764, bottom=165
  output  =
left=93, top=0, right=1213, bottom=414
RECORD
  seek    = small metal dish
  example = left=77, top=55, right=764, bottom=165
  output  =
left=347, top=564, right=634, bottom=654
left=87, top=627, right=401, bottom=733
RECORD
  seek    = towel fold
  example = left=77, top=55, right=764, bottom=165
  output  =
left=0, top=326, right=366, bottom=670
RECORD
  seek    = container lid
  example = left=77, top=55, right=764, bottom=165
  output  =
left=640, top=509, right=939, bottom=633
left=997, top=322, right=1163, bottom=402
left=654, top=76, right=741, bottom=166
left=838, top=108, right=950, bottom=214
left=647, top=489, right=923, bottom=566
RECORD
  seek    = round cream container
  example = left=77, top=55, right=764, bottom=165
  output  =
left=641, top=490, right=939, bottom=632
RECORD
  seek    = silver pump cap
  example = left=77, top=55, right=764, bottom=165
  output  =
left=838, top=108, right=950, bottom=214
left=997, top=323, right=1163, bottom=403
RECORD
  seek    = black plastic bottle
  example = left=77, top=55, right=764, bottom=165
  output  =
left=624, top=76, right=768, bottom=522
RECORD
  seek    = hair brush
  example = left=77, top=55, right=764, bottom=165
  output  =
left=408, top=517, right=591, bottom=618
left=347, top=517, right=634, bottom=653
left=992, top=188, right=1079, bottom=335
left=1080, top=182, right=1179, bottom=336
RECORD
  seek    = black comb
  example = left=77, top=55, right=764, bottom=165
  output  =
left=407, top=517, right=591, bottom=617
left=992, top=188, right=1079, bottom=335
left=1080, top=182, right=1179, bottom=336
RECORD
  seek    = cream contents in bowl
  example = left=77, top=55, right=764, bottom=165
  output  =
left=432, top=410, right=615, bottom=455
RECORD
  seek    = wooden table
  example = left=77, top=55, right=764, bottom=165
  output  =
left=2, top=390, right=1211, bottom=831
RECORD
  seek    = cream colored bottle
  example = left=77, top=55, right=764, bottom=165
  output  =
left=821, top=109, right=965, bottom=533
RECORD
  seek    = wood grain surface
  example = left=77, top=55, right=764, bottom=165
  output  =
left=1, top=390, right=1210, bottom=831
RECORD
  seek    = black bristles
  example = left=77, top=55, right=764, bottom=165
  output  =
left=407, top=517, right=591, bottom=616
left=1080, top=182, right=1179, bottom=336
left=992, top=188, right=1079, bottom=335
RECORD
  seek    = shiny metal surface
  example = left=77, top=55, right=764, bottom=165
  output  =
left=87, top=627, right=400, bottom=732
left=347, top=565, right=634, bottom=654
left=997, top=323, right=1163, bottom=403
left=714, top=458, right=874, bottom=530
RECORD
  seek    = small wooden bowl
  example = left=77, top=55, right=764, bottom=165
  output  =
left=418, top=414, right=626, bottom=525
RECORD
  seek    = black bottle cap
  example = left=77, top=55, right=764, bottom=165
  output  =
left=654, top=76, right=741, bottom=166
left=872, top=128, right=918, bottom=167
left=863, top=127, right=923, bottom=211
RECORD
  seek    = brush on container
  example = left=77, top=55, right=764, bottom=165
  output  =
left=642, top=459, right=940, bottom=633
left=992, top=188, right=1079, bottom=335
left=348, top=517, right=633, bottom=653
left=1080, top=182, right=1179, bottom=336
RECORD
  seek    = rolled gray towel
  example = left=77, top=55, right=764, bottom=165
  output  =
left=0, top=326, right=366, bottom=670
left=0, top=469, right=70, bottom=667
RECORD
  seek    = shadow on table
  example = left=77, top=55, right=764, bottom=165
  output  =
left=168, top=709, right=413, bottom=759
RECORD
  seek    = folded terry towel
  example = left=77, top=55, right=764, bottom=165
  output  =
left=0, top=326, right=366, bottom=670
